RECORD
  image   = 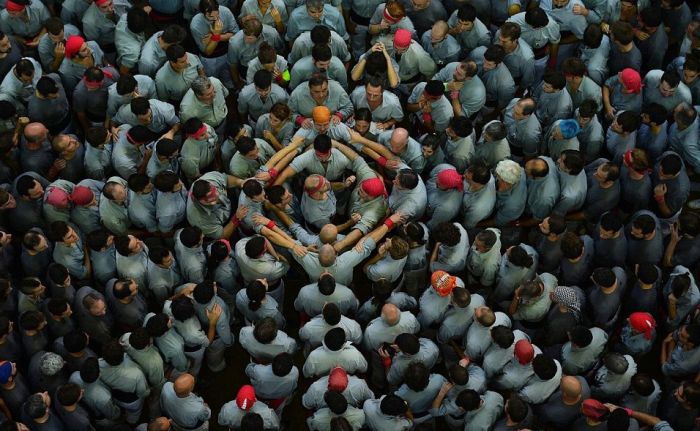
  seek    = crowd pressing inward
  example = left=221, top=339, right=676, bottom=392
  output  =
left=0, top=0, right=699, bottom=428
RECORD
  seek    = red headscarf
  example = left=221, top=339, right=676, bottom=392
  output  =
left=360, top=178, right=387, bottom=198
left=5, top=0, right=25, bottom=12
left=436, top=168, right=464, bottom=191
left=620, top=68, right=642, bottom=94
left=629, top=312, right=656, bottom=340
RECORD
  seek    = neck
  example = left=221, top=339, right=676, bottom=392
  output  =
left=63, top=404, right=78, bottom=412
left=601, top=284, right=617, bottom=294
left=619, top=42, right=633, bottom=52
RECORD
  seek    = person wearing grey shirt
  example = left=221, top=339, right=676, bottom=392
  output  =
left=69, top=364, right=122, bottom=427
left=27, top=75, right=72, bottom=136
left=626, top=210, right=663, bottom=266
left=114, top=235, right=149, bottom=290
left=504, top=98, right=542, bottom=159
left=303, top=328, right=368, bottom=378
left=245, top=352, right=299, bottom=401
left=395, top=366, right=447, bottom=421
left=471, top=45, right=515, bottom=115
left=535, top=375, right=590, bottom=429
left=238, top=317, right=297, bottom=362
left=160, top=374, right=210, bottom=431
left=493, top=244, right=538, bottom=303
left=591, top=353, right=637, bottom=401
left=559, top=233, right=594, bottom=287
left=524, top=157, right=559, bottom=221
left=105, top=278, right=147, bottom=332
left=299, top=305, right=362, bottom=349
left=587, top=266, right=627, bottom=329
left=662, top=324, right=700, bottom=377
left=553, top=150, right=587, bottom=216
left=98, top=340, right=150, bottom=424
left=218, top=385, right=280, bottom=430
left=288, top=76, right=354, bottom=124
left=385, top=335, right=439, bottom=386
left=363, top=395, right=413, bottom=431
left=621, top=375, right=662, bottom=415
left=474, top=120, right=511, bottom=169
left=144, top=313, right=189, bottom=374
left=174, top=227, right=207, bottom=284
left=562, top=326, right=609, bottom=375
left=119, top=329, right=165, bottom=388
left=519, top=355, right=562, bottom=404
left=294, top=275, right=359, bottom=317
left=303, top=371, right=374, bottom=410
left=363, top=304, right=420, bottom=351
left=493, top=161, right=527, bottom=227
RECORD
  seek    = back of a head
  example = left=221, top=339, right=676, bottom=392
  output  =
left=322, top=303, right=341, bottom=326
left=592, top=267, right=616, bottom=288
left=395, top=333, right=419, bottom=355
left=570, top=326, right=593, bottom=347
left=253, top=317, right=278, bottom=344
left=561, top=150, right=584, bottom=175
left=380, top=394, right=408, bottom=416
left=272, top=352, right=293, bottom=377
left=532, top=355, right=557, bottom=380
left=604, top=353, right=629, bottom=375
left=491, top=325, right=514, bottom=348
left=607, top=408, right=631, bottom=429
left=324, top=390, right=348, bottom=415
left=318, top=273, right=336, bottom=295
left=456, top=389, right=481, bottom=411
left=324, top=327, right=346, bottom=351
left=404, top=362, right=430, bottom=392
left=631, top=373, right=655, bottom=396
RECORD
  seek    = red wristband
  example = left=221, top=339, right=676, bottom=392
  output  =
left=384, top=218, right=394, bottom=230
left=623, top=408, right=633, bottom=417
left=422, top=113, right=433, bottom=123
left=381, top=357, right=392, bottom=368
left=334, top=112, right=344, bottom=121
left=295, top=116, right=306, bottom=126
left=275, top=73, right=282, bottom=82
left=654, top=195, right=665, bottom=203
left=210, top=33, right=221, bottom=42
left=265, top=220, right=276, bottom=229
left=230, top=215, right=240, bottom=225
left=268, top=168, right=278, bottom=180
left=377, top=156, right=388, bottom=167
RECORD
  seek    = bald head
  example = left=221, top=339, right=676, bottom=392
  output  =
left=390, top=128, right=409, bottom=154
left=24, top=122, right=48, bottom=143
left=174, top=373, right=195, bottom=397
left=304, top=175, right=327, bottom=195
left=560, top=375, right=582, bottom=401
left=432, top=20, right=448, bottom=37
left=381, top=304, right=400, bottom=326
left=318, top=244, right=337, bottom=267
left=147, top=417, right=171, bottom=431
left=319, top=224, right=338, bottom=244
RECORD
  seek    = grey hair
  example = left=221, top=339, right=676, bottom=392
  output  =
left=191, top=76, right=212, bottom=97
left=484, top=120, right=507, bottom=141
left=306, top=0, right=324, bottom=9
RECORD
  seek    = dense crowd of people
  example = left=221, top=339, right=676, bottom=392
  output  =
left=0, top=0, right=699, bottom=428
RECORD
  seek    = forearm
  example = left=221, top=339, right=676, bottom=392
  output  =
left=332, top=141, right=360, bottom=160
left=351, top=60, right=367, bottom=81
left=406, top=102, right=421, bottom=113
left=368, top=24, right=382, bottom=35
left=663, top=239, right=678, bottom=267
left=272, top=166, right=297, bottom=185
left=508, top=296, right=520, bottom=315
left=268, top=140, right=303, bottom=168
left=206, top=323, right=217, bottom=342
left=261, top=226, right=296, bottom=249
left=385, top=56, right=399, bottom=88
left=50, top=55, right=63, bottom=72
left=226, top=175, right=245, bottom=188
left=333, top=228, right=363, bottom=252
left=451, top=98, right=463, bottom=117
left=334, top=217, right=355, bottom=233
